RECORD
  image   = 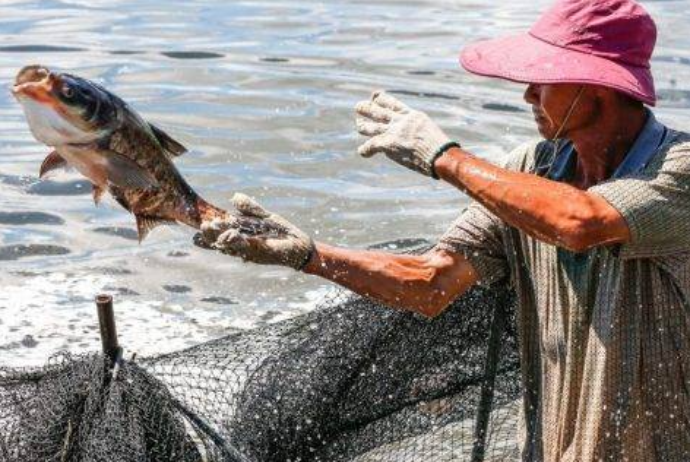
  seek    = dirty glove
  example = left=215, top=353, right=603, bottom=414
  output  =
left=355, top=90, right=458, bottom=178
left=194, top=193, right=315, bottom=271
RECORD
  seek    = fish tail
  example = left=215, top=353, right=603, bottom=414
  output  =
left=195, top=196, right=233, bottom=225
left=162, top=194, right=231, bottom=230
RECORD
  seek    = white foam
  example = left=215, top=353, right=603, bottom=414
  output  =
left=0, top=270, right=327, bottom=368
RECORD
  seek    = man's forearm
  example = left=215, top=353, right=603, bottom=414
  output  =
left=434, top=147, right=630, bottom=251
left=302, top=242, right=477, bottom=317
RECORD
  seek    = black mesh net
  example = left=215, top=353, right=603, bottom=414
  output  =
left=0, top=278, right=520, bottom=461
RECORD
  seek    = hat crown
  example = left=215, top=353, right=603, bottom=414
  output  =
left=530, top=0, right=656, bottom=68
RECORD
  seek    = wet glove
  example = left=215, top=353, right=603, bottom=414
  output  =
left=194, top=193, right=315, bottom=271
left=355, top=90, right=458, bottom=178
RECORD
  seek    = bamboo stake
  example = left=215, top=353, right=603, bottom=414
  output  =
left=95, top=294, right=122, bottom=368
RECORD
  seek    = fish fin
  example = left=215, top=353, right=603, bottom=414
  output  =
left=135, top=214, right=175, bottom=242
left=149, top=124, right=187, bottom=157
left=92, top=184, right=105, bottom=206
left=100, top=150, right=159, bottom=191
left=112, top=190, right=132, bottom=212
left=39, top=151, right=68, bottom=179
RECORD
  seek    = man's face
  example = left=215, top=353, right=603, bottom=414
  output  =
left=523, top=83, right=591, bottom=139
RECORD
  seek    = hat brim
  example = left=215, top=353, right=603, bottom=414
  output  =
left=460, top=33, right=656, bottom=106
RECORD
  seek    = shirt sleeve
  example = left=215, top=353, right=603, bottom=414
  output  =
left=435, top=201, right=509, bottom=286
left=589, top=141, right=690, bottom=258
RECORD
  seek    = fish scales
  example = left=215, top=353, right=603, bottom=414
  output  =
left=106, top=121, right=202, bottom=230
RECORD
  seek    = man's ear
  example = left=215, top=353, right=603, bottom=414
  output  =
left=593, top=86, right=621, bottom=106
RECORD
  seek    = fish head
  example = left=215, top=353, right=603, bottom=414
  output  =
left=12, top=65, right=120, bottom=146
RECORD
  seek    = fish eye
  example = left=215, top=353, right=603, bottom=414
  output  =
left=60, top=83, right=74, bottom=99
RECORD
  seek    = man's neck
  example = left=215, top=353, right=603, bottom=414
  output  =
left=569, top=107, right=648, bottom=189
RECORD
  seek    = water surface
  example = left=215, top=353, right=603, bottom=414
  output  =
left=1, top=0, right=689, bottom=366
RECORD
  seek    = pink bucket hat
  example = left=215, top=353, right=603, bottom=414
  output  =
left=460, top=0, right=657, bottom=105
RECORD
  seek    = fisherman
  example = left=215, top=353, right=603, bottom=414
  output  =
left=197, top=0, right=690, bottom=460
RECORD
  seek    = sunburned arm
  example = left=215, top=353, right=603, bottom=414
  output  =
left=302, top=243, right=478, bottom=318
left=435, top=147, right=631, bottom=252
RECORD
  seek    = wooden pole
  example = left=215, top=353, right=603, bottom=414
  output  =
left=95, top=294, right=121, bottom=366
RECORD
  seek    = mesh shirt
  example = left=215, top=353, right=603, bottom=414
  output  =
left=436, top=116, right=690, bottom=462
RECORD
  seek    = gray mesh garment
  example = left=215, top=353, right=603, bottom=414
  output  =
left=438, top=129, right=690, bottom=461
left=0, top=282, right=520, bottom=462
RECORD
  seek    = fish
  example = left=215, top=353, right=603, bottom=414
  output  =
left=12, top=64, right=264, bottom=241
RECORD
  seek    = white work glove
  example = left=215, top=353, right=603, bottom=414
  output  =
left=194, top=193, right=315, bottom=271
left=355, top=90, right=458, bottom=178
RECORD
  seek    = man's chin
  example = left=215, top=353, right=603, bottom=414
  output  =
left=534, top=123, right=555, bottom=140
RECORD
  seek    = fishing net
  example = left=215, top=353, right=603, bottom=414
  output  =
left=0, top=254, right=520, bottom=461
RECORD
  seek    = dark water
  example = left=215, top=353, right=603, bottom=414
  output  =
left=1, top=0, right=689, bottom=365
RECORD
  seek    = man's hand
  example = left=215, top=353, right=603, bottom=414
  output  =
left=355, top=90, right=454, bottom=178
left=194, top=193, right=315, bottom=270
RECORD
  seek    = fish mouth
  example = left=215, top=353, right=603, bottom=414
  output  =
left=12, top=65, right=59, bottom=106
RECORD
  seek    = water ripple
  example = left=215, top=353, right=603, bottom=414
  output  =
left=1, top=0, right=688, bottom=365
